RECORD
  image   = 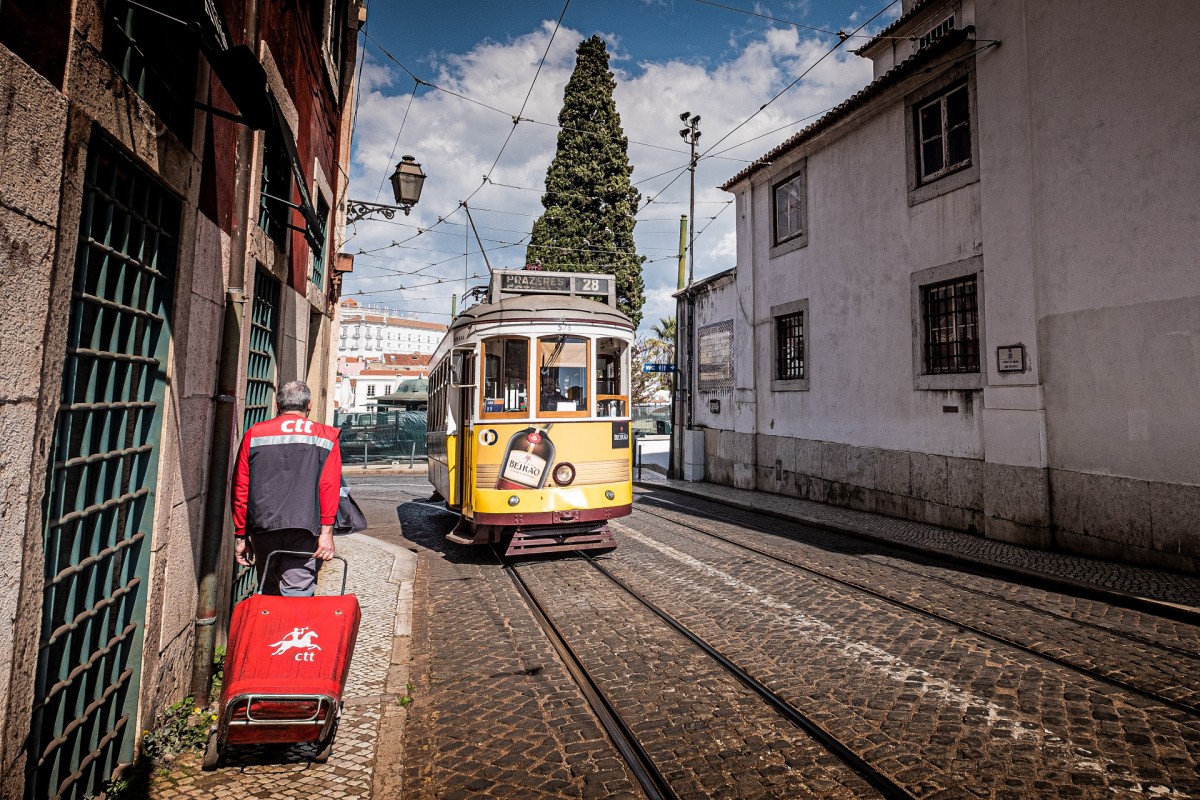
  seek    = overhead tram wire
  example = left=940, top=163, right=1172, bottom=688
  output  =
left=373, top=81, right=418, bottom=203
left=695, top=0, right=900, bottom=160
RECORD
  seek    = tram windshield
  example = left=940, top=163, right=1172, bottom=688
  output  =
left=482, top=337, right=529, bottom=413
left=538, top=336, right=588, bottom=415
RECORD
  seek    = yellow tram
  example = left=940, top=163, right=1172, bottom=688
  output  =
left=426, top=270, right=636, bottom=555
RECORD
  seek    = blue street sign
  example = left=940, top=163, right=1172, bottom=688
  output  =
left=642, top=363, right=677, bottom=373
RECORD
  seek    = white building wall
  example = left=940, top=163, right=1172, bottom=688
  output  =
left=708, top=0, right=1200, bottom=571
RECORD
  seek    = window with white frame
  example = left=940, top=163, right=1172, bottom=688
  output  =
left=367, top=385, right=376, bottom=397
left=916, top=80, right=971, bottom=184
left=772, top=164, right=807, bottom=249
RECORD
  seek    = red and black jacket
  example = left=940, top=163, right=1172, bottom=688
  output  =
left=231, top=414, right=342, bottom=537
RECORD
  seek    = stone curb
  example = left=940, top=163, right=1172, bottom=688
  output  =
left=636, top=479, right=1200, bottom=625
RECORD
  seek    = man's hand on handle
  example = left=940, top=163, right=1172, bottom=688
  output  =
left=235, top=536, right=254, bottom=567
left=314, top=525, right=336, bottom=561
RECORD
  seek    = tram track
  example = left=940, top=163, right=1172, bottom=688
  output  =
left=498, top=546, right=918, bottom=800
left=637, top=494, right=1200, bottom=662
left=630, top=497, right=1200, bottom=719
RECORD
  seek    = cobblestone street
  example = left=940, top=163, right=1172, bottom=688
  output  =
left=146, top=472, right=1200, bottom=799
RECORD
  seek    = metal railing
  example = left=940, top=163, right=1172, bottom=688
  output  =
left=335, top=410, right=427, bottom=467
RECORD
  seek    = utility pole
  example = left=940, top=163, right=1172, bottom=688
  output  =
left=678, top=113, right=701, bottom=286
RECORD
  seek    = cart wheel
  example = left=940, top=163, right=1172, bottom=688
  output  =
left=201, top=730, right=221, bottom=771
left=313, top=719, right=339, bottom=764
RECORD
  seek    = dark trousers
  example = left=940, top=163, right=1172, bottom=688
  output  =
left=249, top=528, right=321, bottom=596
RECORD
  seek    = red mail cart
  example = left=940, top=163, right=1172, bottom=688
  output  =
left=203, top=552, right=361, bottom=770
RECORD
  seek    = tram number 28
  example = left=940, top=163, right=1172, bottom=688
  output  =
left=578, top=278, right=602, bottom=292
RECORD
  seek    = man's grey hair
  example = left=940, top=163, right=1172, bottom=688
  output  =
left=277, top=380, right=312, bottom=412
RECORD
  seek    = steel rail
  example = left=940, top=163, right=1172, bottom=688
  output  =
left=581, top=552, right=915, bottom=800
left=494, top=546, right=676, bottom=800
left=632, top=499, right=1200, bottom=719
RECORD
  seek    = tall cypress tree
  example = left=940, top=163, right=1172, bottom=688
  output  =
left=527, top=36, right=645, bottom=327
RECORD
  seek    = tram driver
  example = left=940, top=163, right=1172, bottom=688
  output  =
left=540, top=377, right=574, bottom=411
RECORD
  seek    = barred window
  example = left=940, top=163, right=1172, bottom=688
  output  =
left=915, top=81, right=971, bottom=183
left=775, top=311, right=805, bottom=381
left=259, top=122, right=292, bottom=248
left=921, top=275, right=979, bottom=374
left=311, top=195, right=329, bottom=290
left=773, top=171, right=806, bottom=245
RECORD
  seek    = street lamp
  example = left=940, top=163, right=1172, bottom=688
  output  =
left=678, top=112, right=701, bottom=286
left=346, top=155, right=427, bottom=223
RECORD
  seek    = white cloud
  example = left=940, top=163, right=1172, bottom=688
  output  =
left=342, top=20, right=876, bottom=330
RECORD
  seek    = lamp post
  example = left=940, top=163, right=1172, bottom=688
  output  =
left=346, top=155, right=427, bottom=223
left=678, top=112, right=701, bottom=286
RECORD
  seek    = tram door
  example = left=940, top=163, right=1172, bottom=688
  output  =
left=454, top=350, right=475, bottom=513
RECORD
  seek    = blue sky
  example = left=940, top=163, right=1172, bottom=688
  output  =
left=343, top=0, right=899, bottom=331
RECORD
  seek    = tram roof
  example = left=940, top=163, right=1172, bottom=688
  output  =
left=451, top=294, right=633, bottom=330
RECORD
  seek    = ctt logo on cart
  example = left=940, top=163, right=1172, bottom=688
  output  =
left=268, top=627, right=323, bottom=662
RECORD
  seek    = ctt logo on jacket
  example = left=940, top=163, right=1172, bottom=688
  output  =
left=268, top=627, right=323, bottom=661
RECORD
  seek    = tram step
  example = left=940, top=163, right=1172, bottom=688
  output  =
left=504, top=525, right=617, bottom=557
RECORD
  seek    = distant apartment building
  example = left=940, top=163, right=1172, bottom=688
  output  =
left=682, top=0, right=1200, bottom=573
left=335, top=353, right=432, bottom=412
left=337, top=297, right=447, bottom=357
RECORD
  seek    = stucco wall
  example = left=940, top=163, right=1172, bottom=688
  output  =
left=0, top=48, right=70, bottom=788
left=741, top=77, right=985, bottom=457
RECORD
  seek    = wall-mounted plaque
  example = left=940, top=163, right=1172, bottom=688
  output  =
left=996, top=344, right=1026, bottom=373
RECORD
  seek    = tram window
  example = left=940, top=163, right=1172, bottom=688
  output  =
left=538, top=336, right=588, bottom=415
left=482, top=337, right=528, bottom=414
left=595, top=338, right=629, bottom=417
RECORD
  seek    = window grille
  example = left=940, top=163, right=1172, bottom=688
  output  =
left=101, top=0, right=197, bottom=144
left=258, top=123, right=292, bottom=248
left=32, top=136, right=179, bottom=800
left=774, top=311, right=805, bottom=380
left=922, top=275, right=979, bottom=374
left=916, top=82, right=971, bottom=183
left=773, top=171, right=805, bottom=245
left=311, top=195, right=329, bottom=290
left=918, top=15, right=955, bottom=49
left=244, top=268, right=280, bottom=429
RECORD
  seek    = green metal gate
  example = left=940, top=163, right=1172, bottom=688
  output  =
left=231, top=267, right=281, bottom=603
left=30, top=136, right=179, bottom=800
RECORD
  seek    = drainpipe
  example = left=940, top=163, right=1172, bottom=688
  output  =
left=191, top=0, right=260, bottom=701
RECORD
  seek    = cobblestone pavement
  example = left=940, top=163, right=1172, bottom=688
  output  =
left=145, top=471, right=1200, bottom=799
left=392, top=499, right=645, bottom=800
left=602, top=509, right=1200, bottom=799
left=515, top=558, right=886, bottom=799
left=147, top=533, right=414, bottom=800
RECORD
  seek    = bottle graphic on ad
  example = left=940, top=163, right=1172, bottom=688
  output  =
left=496, top=426, right=555, bottom=490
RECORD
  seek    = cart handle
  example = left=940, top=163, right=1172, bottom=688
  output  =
left=257, top=550, right=349, bottom=596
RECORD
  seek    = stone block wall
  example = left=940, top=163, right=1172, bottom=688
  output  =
left=700, top=428, right=1199, bottom=573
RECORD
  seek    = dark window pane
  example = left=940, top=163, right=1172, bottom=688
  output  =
left=947, top=126, right=971, bottom=167
left=922, top=139, right=944, bottom=177
left=946, top=86, right=969, bottom=128
left=919, top=102, right=941, bottom=140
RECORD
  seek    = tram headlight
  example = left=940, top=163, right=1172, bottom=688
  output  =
left=552, top=463, right=576, bottom=486
left=605, top=490, right=615, bottom=501
left=508, top=495, right=520, bottom=507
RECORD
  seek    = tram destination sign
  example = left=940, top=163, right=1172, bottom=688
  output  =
left=499, top=273, right=610, bottom=296
left=491, top=270, right=617, bottom=306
